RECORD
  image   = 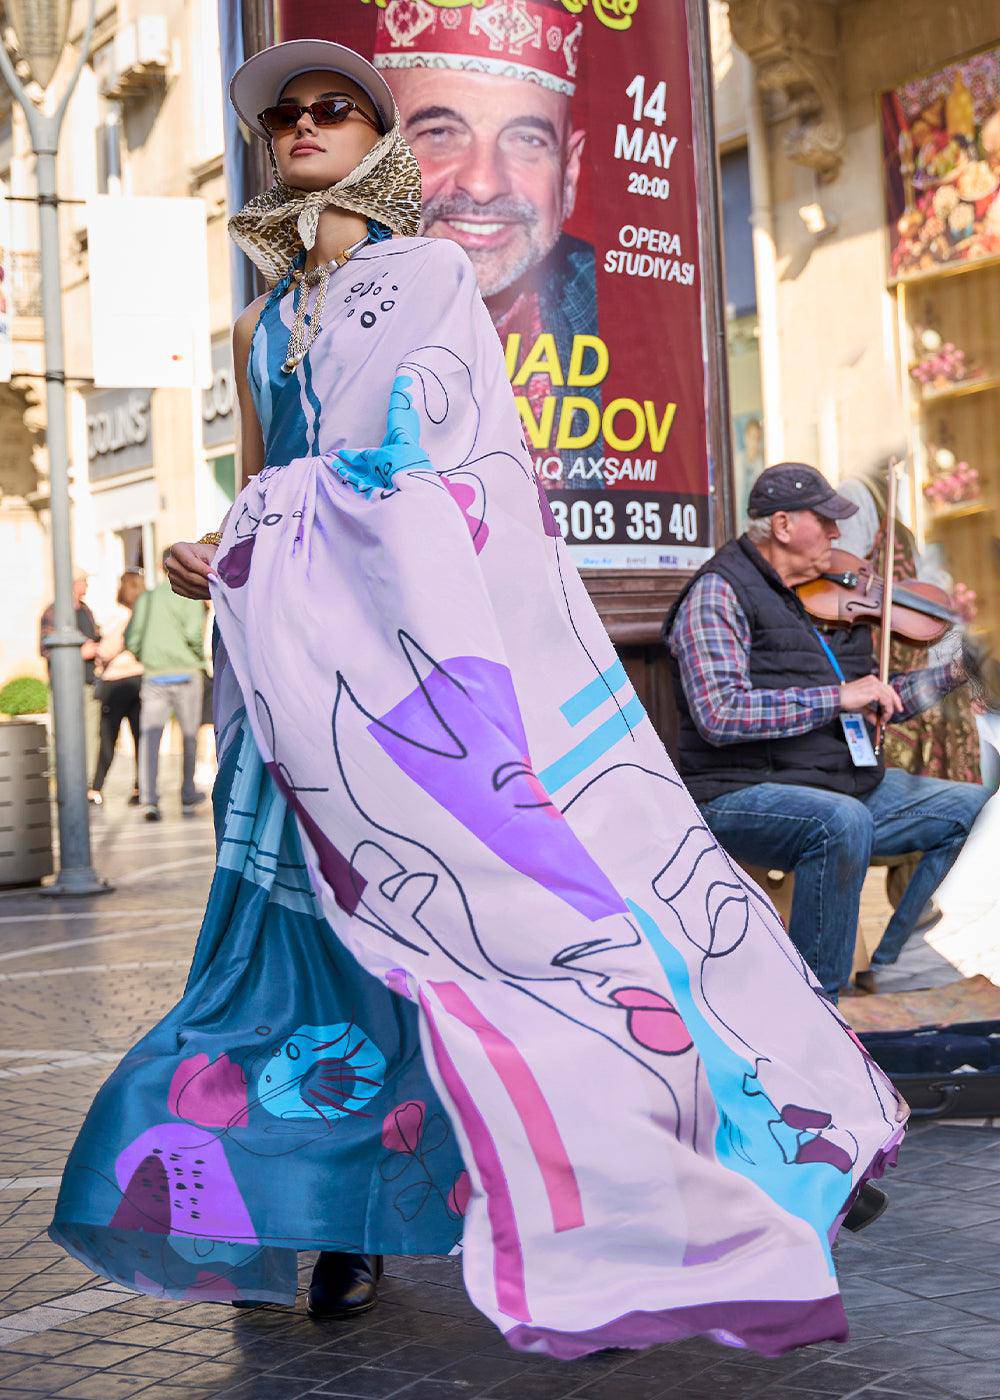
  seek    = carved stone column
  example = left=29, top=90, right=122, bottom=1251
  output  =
left=0, top=377, right=46, bottom=502
left=727, top=0, right=846, bottom=183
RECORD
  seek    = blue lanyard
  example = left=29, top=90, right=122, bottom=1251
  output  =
left=813, top=627, right=846, bottom=684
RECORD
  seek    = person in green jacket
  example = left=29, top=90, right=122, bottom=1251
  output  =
left=124, top=551, right=207, bottom=821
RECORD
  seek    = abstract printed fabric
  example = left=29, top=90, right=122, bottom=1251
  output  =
left=49, top=692, right=467, bottom=1302
left=53, top=237, right=905, bottom=1358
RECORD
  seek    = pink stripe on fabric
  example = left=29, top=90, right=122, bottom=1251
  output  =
left=418, top=991, right=531, bottom=1323
left=433, top=981, right=584, bottom=1233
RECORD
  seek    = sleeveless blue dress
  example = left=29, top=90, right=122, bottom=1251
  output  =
left=49, top=232, right=465, bottom=1306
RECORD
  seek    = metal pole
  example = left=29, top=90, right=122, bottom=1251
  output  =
left=0, top=2, right=108, bottom=893
left=686, top=0, right=736, bottom=546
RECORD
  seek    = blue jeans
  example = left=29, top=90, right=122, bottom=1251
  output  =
left=700, top=770, right=991, bottom=996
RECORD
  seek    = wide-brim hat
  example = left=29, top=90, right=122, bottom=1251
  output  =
left=230, top=39, right=397, bottom=139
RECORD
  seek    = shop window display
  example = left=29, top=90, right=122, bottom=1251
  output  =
left=882, top=45, right=1000, bottom=659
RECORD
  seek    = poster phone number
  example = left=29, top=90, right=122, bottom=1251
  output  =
left=548, top=491, right=710, bottom=549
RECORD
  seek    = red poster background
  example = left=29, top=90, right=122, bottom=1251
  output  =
left=276, top=0, right=711, bottom=566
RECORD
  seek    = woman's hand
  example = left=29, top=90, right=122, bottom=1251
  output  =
left=165, top=541, right=218, bottom=600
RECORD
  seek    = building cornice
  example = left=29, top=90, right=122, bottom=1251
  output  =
left=727, top=0, right=845, bottom=183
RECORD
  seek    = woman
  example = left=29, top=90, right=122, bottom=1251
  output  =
left=90, top=569, right=145, bottom=807
left=51, top=40, right=905, bottom=1359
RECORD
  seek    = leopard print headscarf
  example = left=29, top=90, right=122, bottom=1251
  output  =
left=228, top=117, right=422, bottom=283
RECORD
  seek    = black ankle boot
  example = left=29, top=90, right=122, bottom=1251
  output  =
left=308, top=1251, right=383, bottom=1319
left=843, top=1182, right=888, bottom=1233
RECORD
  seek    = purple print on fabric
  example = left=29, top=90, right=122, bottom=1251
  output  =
left=368, top=655, right=626, bottom=921
left=168, top=1054, right=249, bottom=1129
left=611, top=988, right=693, bottom=1055
left=781, top=1106, right=833, bottom=1132
left=265, top=762, right=365, bottom=915
left=448, top=1169, right=472, bottom=1217
left=382, top=1100, right=426, bottom=1153
left=114, top=1124, right=256, bottom=1242
left=505, top=1292, right=848, bottom=1361
left=216, top=537, right=255, bottom=588
left=795, top=1136, right=854, bottom=1173
left=535, top=478, right=560, bottom=538
left=385, top=967, right=414, bottom=999
left=443, top=477, right=490, bottom=554
left=110, top=1153, right=171, bottom=1234
left=682, top=1229, right=766, bottom=1266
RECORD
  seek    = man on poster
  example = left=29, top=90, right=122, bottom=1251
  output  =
left=373, top=0, right=602, bottom=484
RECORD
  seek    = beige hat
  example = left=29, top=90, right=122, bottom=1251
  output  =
left=230, top=39, right=397, bottom=139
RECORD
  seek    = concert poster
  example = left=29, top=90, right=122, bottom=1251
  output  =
left=274, top=0, right=713, bottom=568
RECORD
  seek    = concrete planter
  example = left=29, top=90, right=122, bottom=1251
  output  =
left=0, top=717, right=53, bottom=886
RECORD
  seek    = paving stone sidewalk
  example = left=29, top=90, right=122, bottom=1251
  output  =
left=2, top=774, right=1000, bottom=1398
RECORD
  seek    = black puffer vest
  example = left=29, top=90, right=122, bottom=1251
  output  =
left=663, top=535, right=884, bottom=804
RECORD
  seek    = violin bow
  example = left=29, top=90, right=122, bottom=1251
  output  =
left=874, top=457, right=902, bottom=754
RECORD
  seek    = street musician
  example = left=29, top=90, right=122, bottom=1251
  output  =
left=663, top=463, right=990, bottom=998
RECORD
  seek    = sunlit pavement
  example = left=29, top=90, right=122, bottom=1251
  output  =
left=855, top=788, right=1000, bottom=997
left=2, top=770, right=1000, bottom=1398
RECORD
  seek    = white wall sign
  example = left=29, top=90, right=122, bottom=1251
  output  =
left=87, top=195, right=212, bottom=389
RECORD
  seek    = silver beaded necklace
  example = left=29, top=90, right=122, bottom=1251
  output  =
left=281, top=231, right=372, bottom=373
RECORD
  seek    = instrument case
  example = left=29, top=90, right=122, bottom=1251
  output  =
left=860, top=1019, right=1000, bottom=1119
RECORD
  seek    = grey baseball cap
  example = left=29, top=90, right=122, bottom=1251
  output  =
left=747, top=463, right=859, bottom=521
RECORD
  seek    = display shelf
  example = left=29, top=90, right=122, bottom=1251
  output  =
left=926, top=500, right=995, bottom=525
left=896, top=261, right=1000, bottom=655
left=889, top=250, right=1000, bottom=290
left=918, top=374, right=1000, bottom=404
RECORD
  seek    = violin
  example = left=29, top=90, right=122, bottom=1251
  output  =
left=795, top=458, right=959, bottom=753
left=796, top=549, right=959, bottom=646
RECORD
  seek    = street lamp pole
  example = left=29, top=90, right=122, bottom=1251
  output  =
left=0, top=0, right=108, bottom=893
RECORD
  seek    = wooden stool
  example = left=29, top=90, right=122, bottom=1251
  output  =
left=736, top=864, right=879, bottom=980
left=870, top=851, right=921, bottom=912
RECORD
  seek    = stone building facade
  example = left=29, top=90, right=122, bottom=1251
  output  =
left=714, top=0, right=999, bottom=649
left=1, top=0, right=235, bottom=683
left=3, top=0, right=998, bottom=684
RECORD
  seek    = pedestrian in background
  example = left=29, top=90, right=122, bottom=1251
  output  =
left=39, top=566, right=102, bottom=804
left=125, top=551, right=207, bottom=821
left=90, top=569, right=145, bottom=808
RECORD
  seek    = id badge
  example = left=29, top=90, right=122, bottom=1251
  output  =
left=839, top=713, right=878, bottom=767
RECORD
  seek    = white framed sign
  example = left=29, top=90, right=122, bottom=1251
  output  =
left=87, top=195, right=212, bottom=389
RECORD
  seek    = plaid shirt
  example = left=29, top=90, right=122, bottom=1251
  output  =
left=668, top=574, right=962, bottom=746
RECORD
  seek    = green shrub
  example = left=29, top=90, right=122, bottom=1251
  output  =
left=0, top=676, right=49, bottom=716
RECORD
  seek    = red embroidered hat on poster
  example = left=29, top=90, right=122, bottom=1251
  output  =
left=372, top=0, right=584, bottom=97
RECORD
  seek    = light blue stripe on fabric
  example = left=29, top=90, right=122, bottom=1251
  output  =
left=628, top=897, right=839, bottom=1269
left=300, top=297, right=323, bottom=454
left=538, top=693, right=646, bottom=793
left=251, top=319, right=273, bottom=444
left=560, top=660, right=628, bottom=727
left=218, top=722, right=318, bottom=916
